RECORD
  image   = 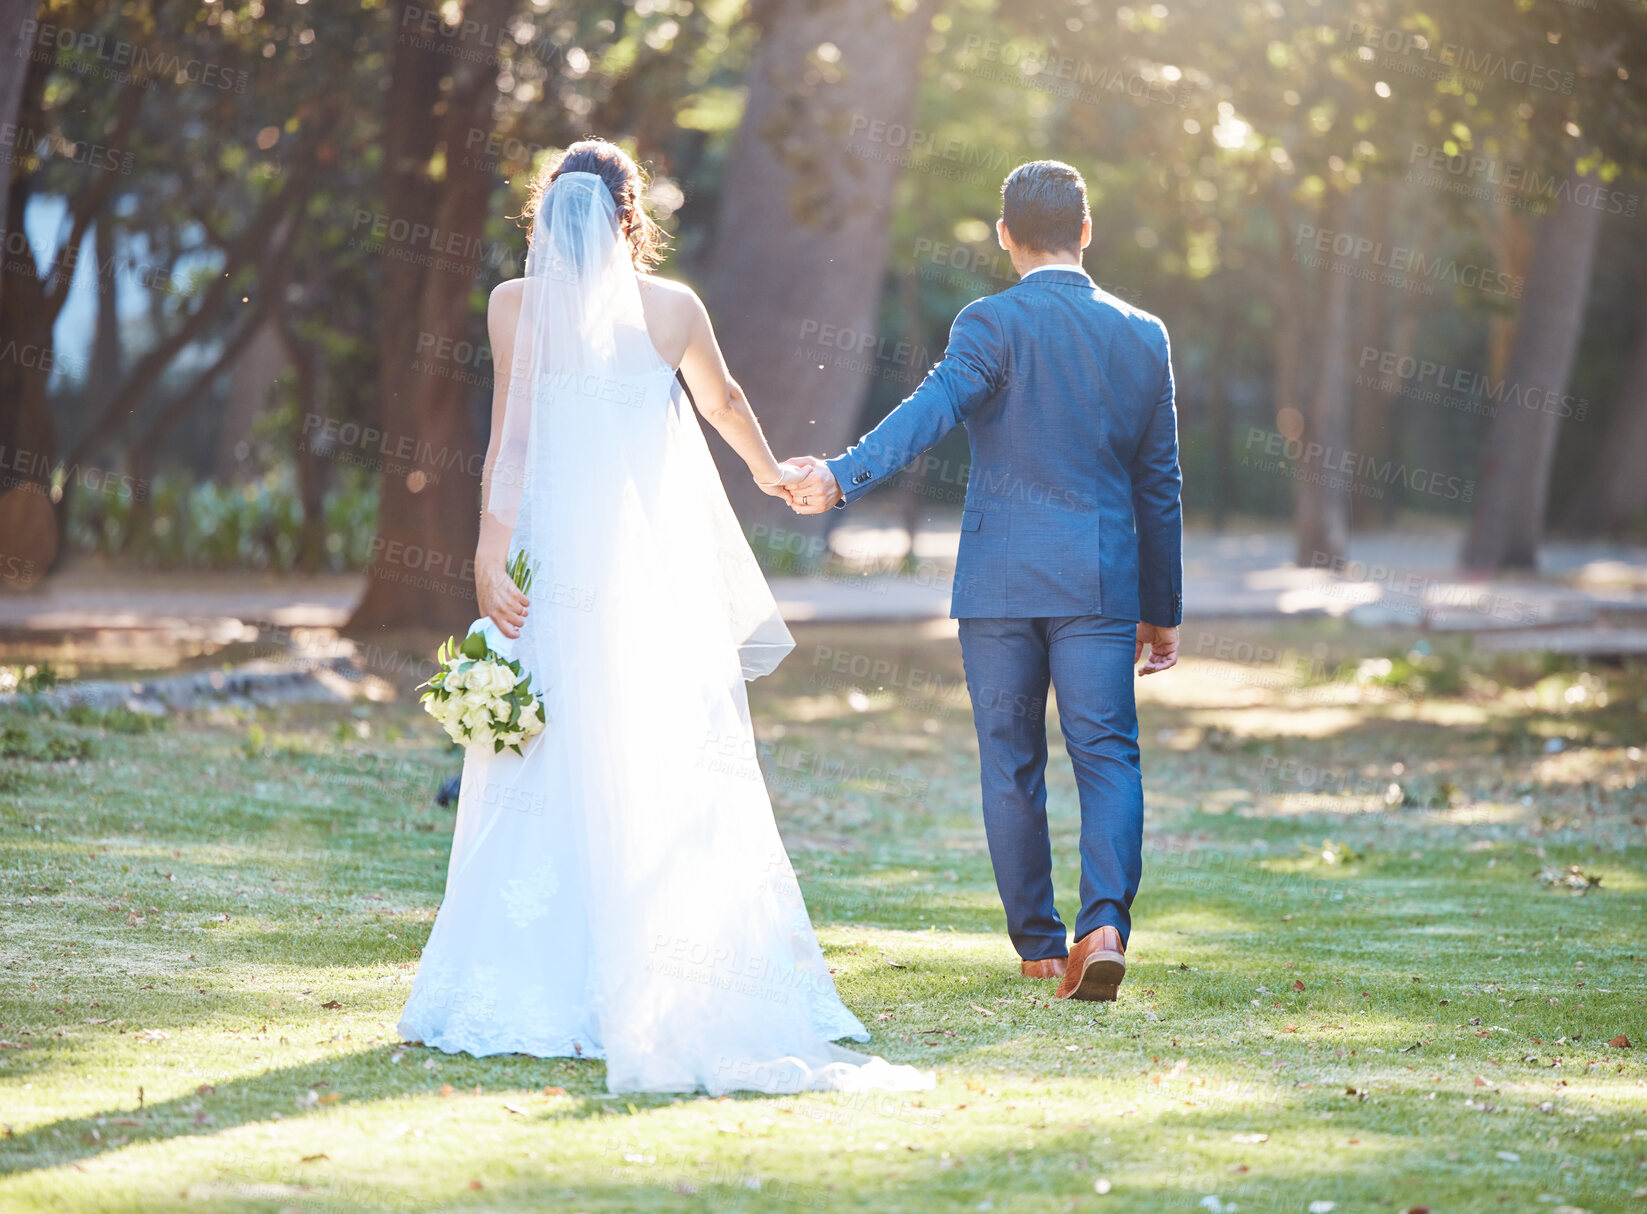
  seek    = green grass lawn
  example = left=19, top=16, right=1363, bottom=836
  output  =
left=0, top=619, right=1643, bottom=1212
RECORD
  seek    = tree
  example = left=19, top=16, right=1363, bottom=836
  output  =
left=343, top=0, right=516, bottom=639
left=701, top=0, right=937, bottom=533
left=1565, top=254, right=1647, bottom=534
left=1461, top=171, right=1605, bottom=570
left=0, top=0, right=34, bottom=246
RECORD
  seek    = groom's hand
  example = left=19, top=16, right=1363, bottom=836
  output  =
left=785, top=455, right=842, bottom=514
left=1135, top=623, right=1179, bottom=675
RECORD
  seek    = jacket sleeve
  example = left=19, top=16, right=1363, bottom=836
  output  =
left=825, top=300, right=1005, bottom=506
left=1131, top=324, right=1183, bottom=626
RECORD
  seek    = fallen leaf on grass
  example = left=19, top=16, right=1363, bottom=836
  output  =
left=968, top=1003, right=996, bottom=1017
left=320, top=1000, right=343, bottom=1010
left=301, top=1153, right=329, bottom=1163
left=1537, top=865, right=1600, bottom=893
left=1293, top=979, right=1305, bottom=992
left=543, top=1086, right=567, bottom=1097
left=1608, top=1034, right=1630, bottom=1049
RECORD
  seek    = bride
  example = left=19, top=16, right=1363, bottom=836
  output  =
left=396, top=139, right=932, bottom=1096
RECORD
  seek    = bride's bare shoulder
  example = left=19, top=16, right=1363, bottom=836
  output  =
left=637, top=273, right=704, bottom=319
left=489, top=277, right=527, bottom=311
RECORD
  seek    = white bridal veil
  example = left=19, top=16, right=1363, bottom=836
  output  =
left=398, top=170, right=932, bottom=1095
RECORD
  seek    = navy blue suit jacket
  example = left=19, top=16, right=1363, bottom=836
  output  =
left=825, top=268, right=1183, bottom=625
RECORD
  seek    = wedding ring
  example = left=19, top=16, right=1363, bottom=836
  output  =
left=801, top=497, right=809, bottom=505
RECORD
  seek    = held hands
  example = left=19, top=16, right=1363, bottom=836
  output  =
left=756, top=454, right=842, bottom=514
left=1134, top=623, right=1179, bottom=676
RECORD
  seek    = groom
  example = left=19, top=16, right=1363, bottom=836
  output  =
left=784, top=160, right=1182, bottom=1001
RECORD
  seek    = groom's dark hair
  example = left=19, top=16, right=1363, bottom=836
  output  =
left=1000, top=161, right=1089, bottom=254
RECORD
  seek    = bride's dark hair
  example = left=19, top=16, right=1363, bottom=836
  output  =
left=521, top=138, right=668, bottom=270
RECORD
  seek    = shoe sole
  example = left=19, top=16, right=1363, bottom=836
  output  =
left=1059, top=950, right=1126, bottom=1001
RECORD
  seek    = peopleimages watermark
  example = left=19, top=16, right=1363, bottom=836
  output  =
left=396, top=4, right=571, bottom=70
left=16, top=19, right=251, bottom=93
left=2, top=226, right=185, bottom=297
left=0, top=122, right=132, bottom=175
left=647, top=931, right=839, bottom=1007
left=1293, top=223, right=1522, bottom=300
left=1305, top=552, right=1537, bottom=626
left=844, top=115, right=1006, bottom=183
left=958, top=34, right=1194, bottom=109
left=1242, top=427, right=1474, bottom=504
left=793, top=317, right=933, bottom=389
left=910, top=235, right=1141, bottom=302
left=1407, top=143, right=1639, bottom=219
left=0, top=444, right=147, bottom=502
left=348, top=208, right=522, bottom=278
left=1355, top=346, right=1588, bottom=422
left=1344, top=21, right=1574, bottom=94
left=299, top=411, right=479, bottom=487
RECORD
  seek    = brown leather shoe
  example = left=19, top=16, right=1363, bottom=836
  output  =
left=1054, top=926, right=1125, bottom=1001
left=1020, top=956, right=1068, bottom=979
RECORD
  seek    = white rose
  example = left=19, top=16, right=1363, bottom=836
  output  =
left=462, top=704, right=492, bottom=735
left=445, top=663, right=469, bottom=692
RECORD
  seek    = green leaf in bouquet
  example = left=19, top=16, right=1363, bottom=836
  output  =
left=507, top=549, right=536, bottom=595
left=460, top=631, right=490, bottom=660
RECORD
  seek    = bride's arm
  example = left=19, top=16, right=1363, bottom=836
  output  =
left=476, top=282, right=530, bottom=638
left=675, top=292, right=797, bottom=496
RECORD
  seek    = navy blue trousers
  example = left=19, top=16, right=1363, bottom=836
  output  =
left=957, top=615, right=1143, bottom=960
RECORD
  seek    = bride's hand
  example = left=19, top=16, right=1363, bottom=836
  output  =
left=755, top=462, right=805, bottom=499
left=478, top=560, right=530, bottom=639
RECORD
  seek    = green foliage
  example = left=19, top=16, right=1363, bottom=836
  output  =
left=0, top=720, right=94, bottom=762
left=0, top=664, right=58, bottom=695
left=65, top=465, right=378, bottom=573
left=60, top=704, right=169, bottom=734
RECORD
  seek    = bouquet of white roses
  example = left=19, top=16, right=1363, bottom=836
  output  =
left=419, top=551, right=547, bottom=755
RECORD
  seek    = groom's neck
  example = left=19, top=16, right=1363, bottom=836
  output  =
left=1011, top=248, right=1083, bottom=278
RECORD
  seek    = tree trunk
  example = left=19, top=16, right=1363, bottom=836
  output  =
left=1578, top=258, right=1647, bottom=532
left=1295, top=193, right=1355, bottom=568
left=0, top=18, right=59, bottom=587
left=1461, top=176, right=1605, bottom=571
left=0, top=0, right=34, bottom=247
left=344, top=0, right=513, bottom=639
left=701, top=0, right=935, bottom=535
left=1207, top=326, right=1230, bottom=531
left=1348, top=181, right=1390, bottom=529
left=214, top=320, right=288, bottom=481
left=277, top=308, right=328, bottom=571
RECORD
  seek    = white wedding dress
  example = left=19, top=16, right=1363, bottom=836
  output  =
left=396, top=172, right=932, bottom=1095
